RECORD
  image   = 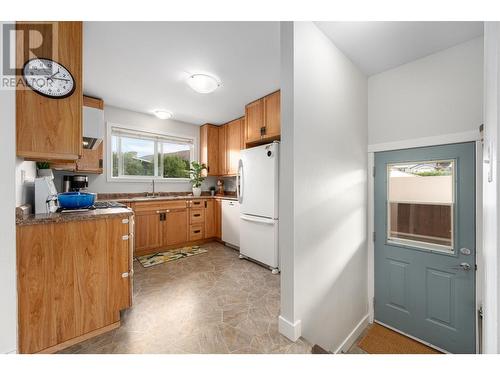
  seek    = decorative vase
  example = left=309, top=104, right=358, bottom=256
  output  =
left=192, top=187, right=202, bottom=197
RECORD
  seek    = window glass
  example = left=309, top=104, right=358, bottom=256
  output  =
left=159, top=142, right=191, bottom=178
left=387, top=160, right=454, bottom=251
left=110, top=127, right=193, bottom=180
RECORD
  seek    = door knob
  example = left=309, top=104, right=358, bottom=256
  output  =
left=450, top=262, right=471, bottom=271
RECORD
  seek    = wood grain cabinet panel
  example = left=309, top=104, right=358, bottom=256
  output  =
left=225, top=118, right=243, bottom=176
left=16, top=21, right=83, bottom=161
left=164, top=209, right=189, bottom=246
left=215, top=199, right=222, bottom=239
left=199, top=124, right=219, bottom=176
left=17, top=217, right=131, bottom=353
left=204, top=199, right=216, bottom=239
left=245, top=98, right=265, bottom=144
left=133, top=210, right=161, bottom=254
left=218, top=125, right=227, bottom=175
left=264, top=90, right=281, bottom=138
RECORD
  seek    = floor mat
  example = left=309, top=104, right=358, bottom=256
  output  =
left=136, top=246, right=207, bottom=268
left=357, top=323, right=441, bottom=354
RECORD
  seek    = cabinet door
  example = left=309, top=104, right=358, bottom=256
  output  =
left=134, top=210, right=161, bottom=254
left=200, top=125, right=219, bottom=176
left=245, top=99, right=264, bottom=144
left=218, top=125, right=227, bottom=175
left=264, top=91, right=280, bottom=139
left=215, top=199, right=222, bottom=239
left=240, top=117, right=246, bottom=150
left=226, top=119, right=242, bottom=175
left=16, top=22, right=83, bottom=160
left=106, top=217, right=131, bottom=317
left=204, top=199, right=216, bottom=238
left=164, top=209, right=189, bottom=246
left=76, top=142, right=103, bottom=173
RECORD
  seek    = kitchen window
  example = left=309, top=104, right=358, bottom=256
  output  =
left=110, top=126, right=194, bottom=180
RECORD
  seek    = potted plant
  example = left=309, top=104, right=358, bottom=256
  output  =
left=36, top=162, right=54, bottom=178
left=189, top=161, right=207, bottom=197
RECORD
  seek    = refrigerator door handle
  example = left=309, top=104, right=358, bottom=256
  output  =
left=237, top=159, right=243, bottom=204
left=240, top=214, right=275, bottom=225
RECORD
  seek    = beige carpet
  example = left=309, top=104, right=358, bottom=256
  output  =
left=357, top=323, right=441, bottom=354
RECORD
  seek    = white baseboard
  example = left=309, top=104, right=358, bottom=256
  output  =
left=278, top=315, right=301, bottom=342
left=333, top=314, right=370, bottom=354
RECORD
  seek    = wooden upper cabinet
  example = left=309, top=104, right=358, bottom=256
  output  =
left=218, top=125, right=227, bottom=175
left=16, top=21, right=83, bottom=161
left=226, top=117, right=243, bottom=175
left=264, top=90, right=281, bottom=138
left=244, top=90, right=280, bottom=146
left=199, top=124, right=219, bottom=176
left=245, top=98, right=265, bottom=144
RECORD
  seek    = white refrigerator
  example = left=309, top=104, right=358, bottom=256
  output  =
left=237, top=142, right=279, bottom=272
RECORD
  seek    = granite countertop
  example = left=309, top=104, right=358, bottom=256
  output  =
left=97, top=192, right=238, bottom=203
left=16, top=207, right=133, bottom=226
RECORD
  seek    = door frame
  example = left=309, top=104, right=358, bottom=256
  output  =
left=367, top=130, right=482, bottom=353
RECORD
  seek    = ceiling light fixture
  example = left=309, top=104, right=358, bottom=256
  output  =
left=153, top=109, right=173, bottom=120
left=187, top=73, right=221, bottom=94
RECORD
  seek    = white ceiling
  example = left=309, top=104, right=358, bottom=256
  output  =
left=315, top=22, right=484, bottom=76
left=83, top=22, right=280, bottom=125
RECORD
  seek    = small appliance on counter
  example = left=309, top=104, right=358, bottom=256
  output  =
left=63, top=175, right=89, bottom=192
left=34, top=176, right=59, bottom=215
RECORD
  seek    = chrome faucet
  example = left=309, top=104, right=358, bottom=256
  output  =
left=147, top=179, right=156, bottom=198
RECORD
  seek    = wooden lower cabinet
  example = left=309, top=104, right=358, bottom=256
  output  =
left=17, top=217, right=131, bottom=354
left=215, top=198, right=222, bottom=239
left=134, top=210, right=162, bottom=254
left=164, top=209, right=189, bottom=246
left=204, top=199, right=216, bottom=238
left=132, top=198, right=221, bottom=256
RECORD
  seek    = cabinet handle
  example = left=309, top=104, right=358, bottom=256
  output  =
left=122, top=235, right=129, bottom=240
left=193, top=230, right=201, bottom=234
left=121, top=272, right=129, bottom=278
left=122, top=218, right=129, bottom=224
left=260, top=126, right=266, bottom=137
left=204, top=201, right=207, bottom=208
left=194, top=214, right=201, bottom=217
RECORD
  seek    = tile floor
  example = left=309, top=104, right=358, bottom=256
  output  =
left=59, top=241, right=312, bottom=354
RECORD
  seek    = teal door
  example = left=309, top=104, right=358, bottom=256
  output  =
left=374, top=142, right=476, bottom=353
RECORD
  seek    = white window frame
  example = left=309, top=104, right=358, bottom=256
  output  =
left=106, top=122, right=196, bottom=183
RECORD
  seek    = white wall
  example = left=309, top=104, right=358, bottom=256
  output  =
left=0, top=22, right=18, bottom=353
left=54, top=105, right=216, bottom=193
left=368, top=37, right=484, bottom=147
left=482, top=22, right=500, bottom=354
left=279, top=21, right=368, bottom=352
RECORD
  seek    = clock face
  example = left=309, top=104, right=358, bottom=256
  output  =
left=22, top=58, right=75, bottom=99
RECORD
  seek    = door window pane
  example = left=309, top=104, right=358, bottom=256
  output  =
left=387, top=160, right=454, bottom=252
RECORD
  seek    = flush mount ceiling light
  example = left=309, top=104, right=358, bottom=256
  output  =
left=187, top=73, right=221, bottom=94
left=153, top=109, right=173, bottom=120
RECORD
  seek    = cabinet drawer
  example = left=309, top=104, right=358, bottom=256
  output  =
left=190, top=209, right=205, bottom=224
left=187, top=199, right=204, bottom=208
left=133, top=200, right=187, bottom=212
left=189, top=225, right=204, bottom=241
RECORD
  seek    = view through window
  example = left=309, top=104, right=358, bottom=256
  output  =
left=387, top=160, right=455, bottom=252
left=111, top=127, right=193, bottom=179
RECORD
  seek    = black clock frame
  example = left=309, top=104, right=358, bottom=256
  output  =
left=22, top=58, right=76, bottom=99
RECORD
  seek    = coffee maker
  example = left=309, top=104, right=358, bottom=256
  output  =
left=63, top=175, right=89, bottom=192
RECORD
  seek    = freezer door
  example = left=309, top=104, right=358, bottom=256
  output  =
left=239, top=142, right=278, bottom=219
left=239, top=214, right=279, bottom=268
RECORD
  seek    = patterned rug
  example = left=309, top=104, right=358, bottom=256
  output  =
left=136, top=246, right=208, bottom=268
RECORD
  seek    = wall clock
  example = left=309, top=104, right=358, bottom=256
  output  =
left=22, top=58, right=75, bottom=99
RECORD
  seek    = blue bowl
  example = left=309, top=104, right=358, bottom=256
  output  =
left=58, top=192, right=96, bottom=209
